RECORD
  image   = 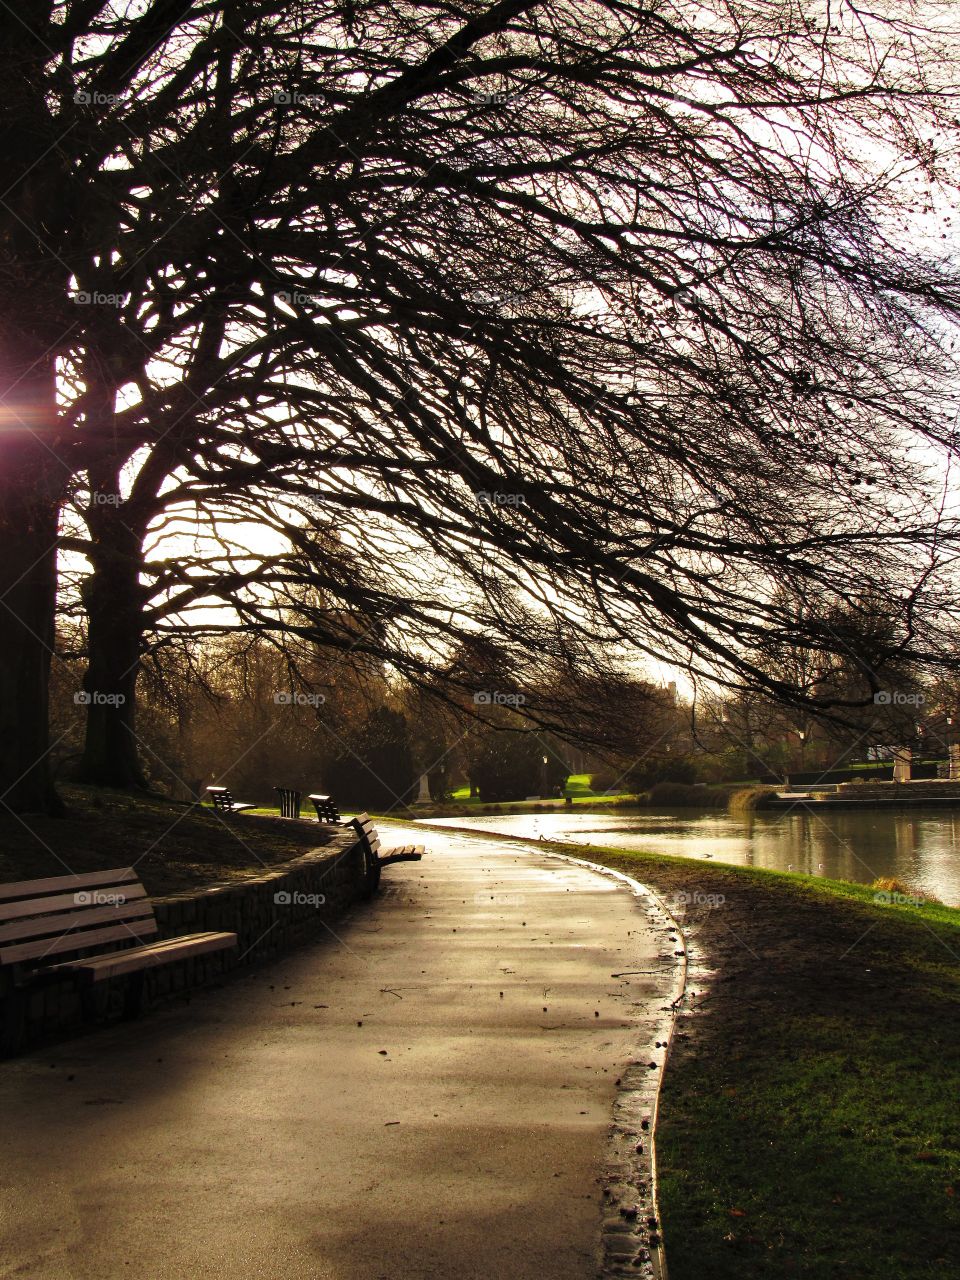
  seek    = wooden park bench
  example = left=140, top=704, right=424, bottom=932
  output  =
left=275, top=786, right=302, bottom=819
left=349, top=812, right=425, bottom=896
left=0, top=867, right=237, bottom=1053
left=309, top=794, right=340, bottom=823
left=207, top=786, right=255, bottom=814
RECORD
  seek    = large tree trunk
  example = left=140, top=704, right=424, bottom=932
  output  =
left=0, top=392, right=65, bottom=815
left=0, top=17, right=73, bottom=813
left=76, top=492, right=148, bottom=789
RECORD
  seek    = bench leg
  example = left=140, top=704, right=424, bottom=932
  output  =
left=80, top=980, right=98, bottom=1022
left=361, top=845, right=381, bottom=898
left=121, top=971, right=146, bottom=1020
left=0, top=987, right=27, bottom=1056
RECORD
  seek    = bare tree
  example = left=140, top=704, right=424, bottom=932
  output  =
left=4, top=1, right=960, bottom=811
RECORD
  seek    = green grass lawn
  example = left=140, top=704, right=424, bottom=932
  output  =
left=382, top=816, right=960, bottom=1278
left=571, top=849, right=960, bottom=1278
left=434, top=772, right=636, bottom=811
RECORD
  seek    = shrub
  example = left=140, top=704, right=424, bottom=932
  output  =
left=627, top=755, right=698, bottom=790
left=728, top=786, right=780, bottom=813
left=871, top=876, right=940, bottom=903
left=647, top=781, right=733, bottom=809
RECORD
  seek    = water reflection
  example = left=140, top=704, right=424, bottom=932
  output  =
left=421, top=809, right=960, bottom=905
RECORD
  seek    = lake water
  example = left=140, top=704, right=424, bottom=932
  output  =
left=420, top=809, right=960, bottom=906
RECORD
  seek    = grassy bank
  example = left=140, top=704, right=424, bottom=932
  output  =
left=561, top=843, right=960, bottom=1278
left=0, top=786, right=339, bottom=894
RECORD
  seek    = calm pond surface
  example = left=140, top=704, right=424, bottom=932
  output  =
left=421, top=809, right=960, bottom=906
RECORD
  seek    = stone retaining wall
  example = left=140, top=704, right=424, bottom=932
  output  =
left=766, top=780, right=960, bottom=809
left=1, top=832, right=371, bottom=1055
left=833, top=781, right=960, bottom=801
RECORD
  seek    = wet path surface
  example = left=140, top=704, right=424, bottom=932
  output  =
left=0, top=827, right=670, bottom=1280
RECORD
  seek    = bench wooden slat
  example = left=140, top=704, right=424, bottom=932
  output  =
left=308, top=794, right=340, bottom=822
left=0, top=900, right=155, bottom=943
left=0, top=867, right=139, bottom=904
left=0, top=883, right=149, bottom=925
left=0, top=866, right=241, bottom=1053
left=56, top=931, right=237, bottom=982
left=379, top=846, right=425, bottom=865
left=351, top=819, right=420, bottom=855
left=0, top=918, right=159, bottom=966
left=207, top=788, right=254, bottom=813
left=75, top=930, right=231, bottom=960
left=346, top=814, right=427, bottom=882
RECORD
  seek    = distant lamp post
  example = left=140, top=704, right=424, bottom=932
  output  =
left=796, top=729, right=806, bottom=772
left=541, top=754, right=549, bottom=797
left=949, top=718, right=960, bottom=781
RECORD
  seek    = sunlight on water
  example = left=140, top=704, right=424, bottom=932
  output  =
left=421, top=809, right=960, bottom=905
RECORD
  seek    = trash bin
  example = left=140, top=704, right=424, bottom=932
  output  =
left=275, top=787, right=302, bottom=818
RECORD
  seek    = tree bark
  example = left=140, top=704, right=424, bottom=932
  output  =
left=0, top=390, right=65, bottom=814
left=0, top=14, right=73, bottom=813
left=75, top=490, right=148, bottom=789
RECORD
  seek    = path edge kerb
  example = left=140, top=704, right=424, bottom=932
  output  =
left=534, top=844, right=685, bottom=1280
left=401, top=822, right=689, bottom=1280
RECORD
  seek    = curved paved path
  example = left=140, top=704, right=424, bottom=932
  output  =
left=0, top=827, right=665, bottom=1280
